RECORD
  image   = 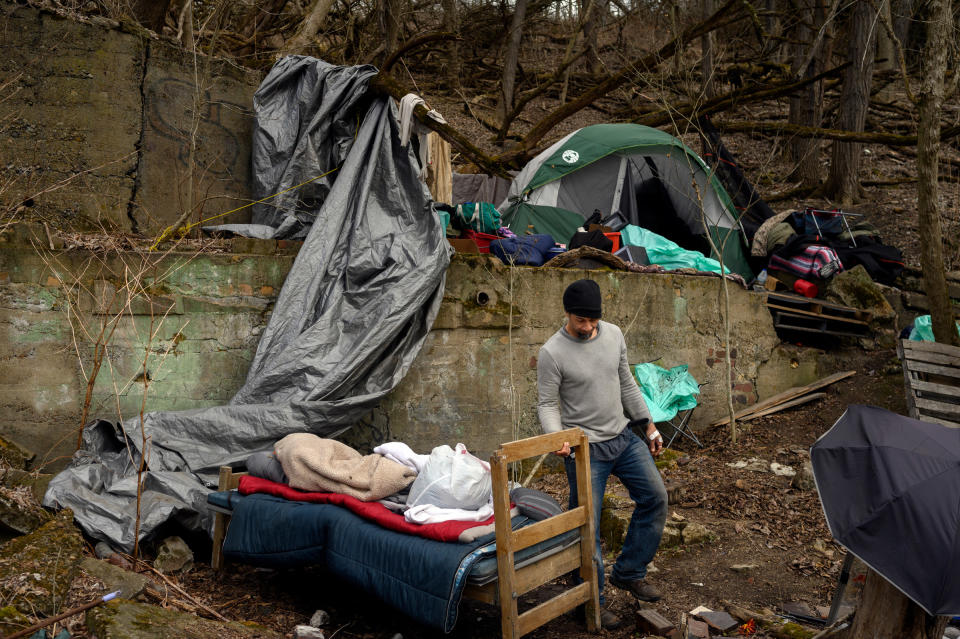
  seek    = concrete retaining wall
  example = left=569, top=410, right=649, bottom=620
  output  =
left=0, top=231, right=845, bottom=470
left=0, top=4, right=260, bottom=235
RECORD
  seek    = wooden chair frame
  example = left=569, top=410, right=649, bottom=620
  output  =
left=209, top=428, right=600, bottom=638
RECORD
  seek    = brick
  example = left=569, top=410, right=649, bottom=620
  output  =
left=636, top=608, right=675, bottom=636
left=698, top=610, right=738, bottom=632
left=685, top=618, right=710, bottom=639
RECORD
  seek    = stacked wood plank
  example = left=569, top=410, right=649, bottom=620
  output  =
left=764, top=292, right=871, bottom=339
left=711, top=371, right=856, bottom=427
left=897, top=339, right=960, bottom=428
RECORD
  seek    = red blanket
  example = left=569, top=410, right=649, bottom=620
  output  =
left=238, top=475, right=498, bottom=543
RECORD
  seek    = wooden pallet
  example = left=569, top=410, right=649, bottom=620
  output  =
left=897, top=339, right=960, bottom=428
left=765, top=292, right=871, bottom=339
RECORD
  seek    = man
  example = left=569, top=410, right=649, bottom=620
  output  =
left=537, top=278, right=668, bottom=630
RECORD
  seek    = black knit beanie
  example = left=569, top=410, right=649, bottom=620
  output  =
left=562, top=279, right=602, bottom=318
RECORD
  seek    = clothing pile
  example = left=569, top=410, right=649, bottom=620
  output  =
left=246, top=436, right=499, bottom=526
left=751, top=207, right=905, bottom=291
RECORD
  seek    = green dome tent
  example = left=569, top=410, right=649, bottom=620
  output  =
left=498, top=123, right=754, bottom=278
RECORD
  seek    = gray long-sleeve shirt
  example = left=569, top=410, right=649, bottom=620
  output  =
left=536, top=320, right=652, bottom=443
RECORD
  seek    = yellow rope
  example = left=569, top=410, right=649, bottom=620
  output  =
left=149, top=166, right=340, bottom=251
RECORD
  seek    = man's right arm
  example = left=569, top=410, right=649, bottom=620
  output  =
left=536, top=348, right=563, bottom=434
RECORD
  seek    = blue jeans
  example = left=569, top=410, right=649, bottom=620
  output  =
left=564, top=428, right=667, bottom=605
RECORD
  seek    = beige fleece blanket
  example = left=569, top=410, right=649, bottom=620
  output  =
left=275, top=433, right=416, bottom=502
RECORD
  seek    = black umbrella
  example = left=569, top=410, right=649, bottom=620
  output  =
left=811, top=404, right=960, bottom=616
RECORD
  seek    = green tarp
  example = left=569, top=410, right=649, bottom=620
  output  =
left=632, top=362, right=700, bottom=423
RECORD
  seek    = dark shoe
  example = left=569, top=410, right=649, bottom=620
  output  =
left=608, top=575, right=662, bottom=602
left=573, top=606, right=627, bottom=630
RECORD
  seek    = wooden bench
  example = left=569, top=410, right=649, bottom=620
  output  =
left=897, top=338, right=960, bottom=427
left=209, top=428, right=601, bottom=638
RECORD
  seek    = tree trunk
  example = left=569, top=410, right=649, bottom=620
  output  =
left=282, top=0, right=338, bottom=54
left=441, top=0, right=459, bottom=86
left=129, top=0, right=173, bottom=31
left=824, top=0, right=878, bottom=205
left=497, top=0, right=530, bottom=125
left=582, top=0, right=603, bottom=75
left=787, top=0, right=828, bottom=186
left=891, top=0, right=913, bottom=52
left=701, top=0, right=716, bottom=99
left=915, top=0, right=958, bottom=346
left=846, top=569, right=948, bottom=638
left=379, top=0, right=402, bottom=62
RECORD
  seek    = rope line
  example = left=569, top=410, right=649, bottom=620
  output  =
left=149, top=166, right=341, bottom=251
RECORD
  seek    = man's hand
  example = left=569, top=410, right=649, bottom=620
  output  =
left=646, top=424, right=664, bottom=456
left=553, top=441, right=571, bottom=457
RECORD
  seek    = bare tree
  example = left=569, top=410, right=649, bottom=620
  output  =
left=915, top=0, right=958, bottom=347
left=823, top=0, right=878, bottom=204
left=497, top=0, right=530, bottom=125
left=700, top=0, right=716, bottom=99
left=283, top=0, right=339, bottom=54
left=787, top=0, right=830, bottom=186
left=441, top=0, right=460, bottom=86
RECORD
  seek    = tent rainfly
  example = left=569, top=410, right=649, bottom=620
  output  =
left=498, top=123, right=754, bottom=278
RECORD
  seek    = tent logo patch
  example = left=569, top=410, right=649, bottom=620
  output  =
left=561, top=150, right=579, bottom=164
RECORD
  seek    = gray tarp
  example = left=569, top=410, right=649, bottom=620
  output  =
left=44, top=57, right=452, bottom=552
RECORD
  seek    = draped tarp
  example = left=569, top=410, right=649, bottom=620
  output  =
left=44, top=57, right=452, bottom=552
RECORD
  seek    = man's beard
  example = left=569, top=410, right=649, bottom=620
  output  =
left=575, top=329, right=593, bottom=340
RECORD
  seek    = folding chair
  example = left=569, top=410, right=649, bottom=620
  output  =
left=631, top=361, right=705, bottom=450
left=662, top=400, right=702, bottom=449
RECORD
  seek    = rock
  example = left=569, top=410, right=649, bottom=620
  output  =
left=598, top=495, right=632, bottom=555
left=730, top=563, right=759, bottom=573
left=782, top=600, right=816, bottom=617
left=812, top=538, right=835, bottom=558
left=0, top=484, right=52, bottom=534
left=1, top=469, right=53, bottom=504
left=670, top=511, right=685, bottom=522
left=791, top=462, right=816, bottom=491
left=770, top=462, right=796, bottom=477
left=825, top=265, right=896, bottom=322
left=153, top=536, right=193, bottom=574
left=0, top=509, right=84, bottom=616
left=664, top=479, right=683, bottom=504
left=309, top=610, right=331, bottom=627
left=681, top=522, right=714, bottom=545
left=727, top=458, right=769, bottom=472
left=734, top=479, right=748, bottom=490
left=655, top=448, right=683, bottom=470
left=659, top=522, right=683, bottom=549
left=0, top=436, right=34, bottom=471
left=96, top=542, right=117, bottom=559
left=80, top=557, right=149, bottom=600
left=87, top=600, right=283, bottom=638
left=942, top=626, right=960, bottom=639
left=294, top=625, right=325, bottom=639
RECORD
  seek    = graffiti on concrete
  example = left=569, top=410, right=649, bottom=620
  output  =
left=146, top=77, right=251, bottom=180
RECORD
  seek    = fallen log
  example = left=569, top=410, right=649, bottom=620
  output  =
left=725, top=602, right=817, bottom=639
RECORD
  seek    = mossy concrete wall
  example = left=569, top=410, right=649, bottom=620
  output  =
left=353, top=256, right=841, bottom=457
left=0, top=232, right=844, bottom=470
left=0, top=4, right=259, bottom=234
left=0, top=232, right=295, bottom=470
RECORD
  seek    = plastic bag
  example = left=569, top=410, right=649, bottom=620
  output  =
left=407, top=444, right=492, bottom=510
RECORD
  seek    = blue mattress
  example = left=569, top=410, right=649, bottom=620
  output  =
left=212, top=491, right=578, bottom=633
